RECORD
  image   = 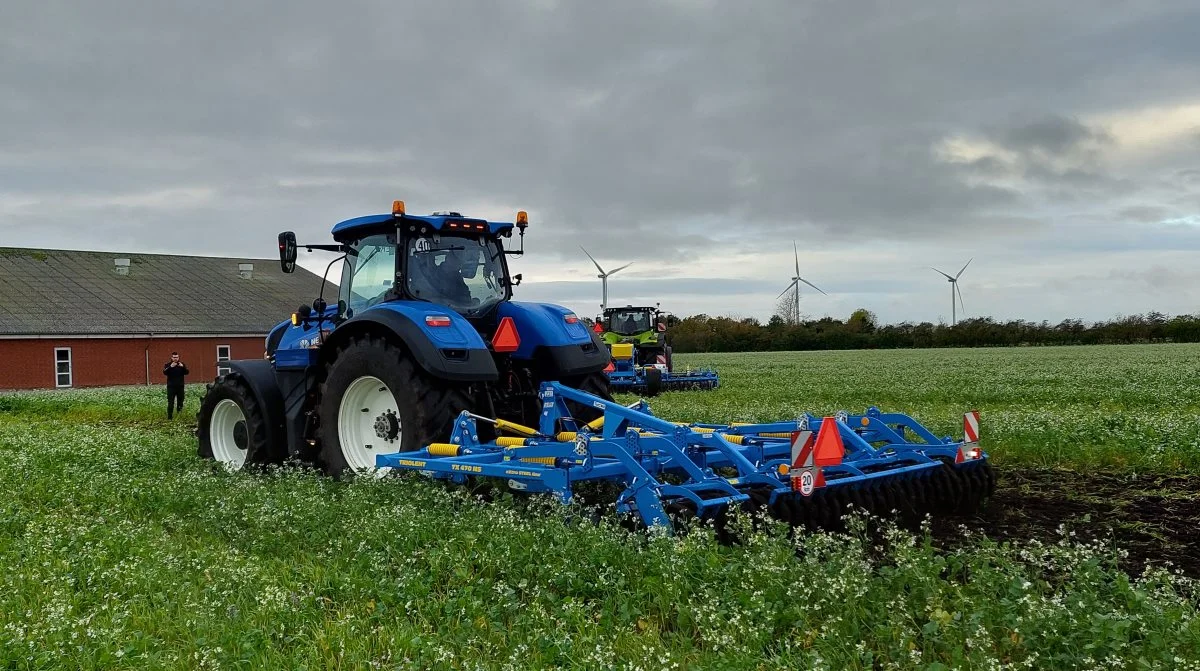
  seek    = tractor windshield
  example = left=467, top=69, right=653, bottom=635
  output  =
left=607, top=309, right=652, bottom=335
left=405, top=233, right=507, bottom=315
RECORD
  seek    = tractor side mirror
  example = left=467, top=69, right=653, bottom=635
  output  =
left=278, top=231, right=298, bottom=273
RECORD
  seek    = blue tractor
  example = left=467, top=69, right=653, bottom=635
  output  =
left=196, top=201, right=614, bottom=477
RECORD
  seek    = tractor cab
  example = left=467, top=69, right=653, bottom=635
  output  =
left=602, top=306, right=657, bottom=336
left=597, top=305, right=677, bottom=343
left=281, top=201, right=527, bottom=324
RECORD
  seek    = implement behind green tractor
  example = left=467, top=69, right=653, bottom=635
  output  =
left=596, top=305, right=719, bottom=396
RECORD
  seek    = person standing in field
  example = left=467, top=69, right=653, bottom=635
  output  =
left=163, top=352, right=189, bottom=419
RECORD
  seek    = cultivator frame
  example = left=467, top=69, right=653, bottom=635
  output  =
left=376, top=383, right=993, bottom=532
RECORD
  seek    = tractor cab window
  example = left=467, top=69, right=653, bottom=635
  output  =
left=340, top=234, right=398, bottom=313
left=608, top=310, right=652, bottom=335
left=405, top=233, right=507, bottom=315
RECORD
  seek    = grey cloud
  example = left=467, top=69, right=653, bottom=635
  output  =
left=991, top=116, right=1113, bottom=156
left=2, top=0, right=1200, bottom=323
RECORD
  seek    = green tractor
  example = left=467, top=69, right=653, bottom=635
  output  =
left=595, top=305, right=719, bottom=394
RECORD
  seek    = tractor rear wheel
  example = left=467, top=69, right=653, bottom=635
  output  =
left=556, top=371, right=614, bottom=425
left=197, top=374, right=281, bottom=470
left=316, top=333, right=471, bottom=478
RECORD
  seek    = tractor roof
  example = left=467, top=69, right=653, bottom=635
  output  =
left=605, top=305, right=658, bottom=313
left=331, top=213, right=515, bottom=239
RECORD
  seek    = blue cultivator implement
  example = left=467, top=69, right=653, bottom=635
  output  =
left=377, top=382, right=994, bottom=533
left=605, top=342, right=720, bottom=396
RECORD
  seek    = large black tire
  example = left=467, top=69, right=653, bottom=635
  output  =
left=643, top=367, right=663, bottom=397
left=197, top=374, right=283, bottom=469
left=315, top=333, right=472, bottom=478
left=555, top=371, right=615, bottom=425
left=665, top=345, right=674, bottom=373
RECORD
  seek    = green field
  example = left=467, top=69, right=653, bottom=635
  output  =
left=2, top=345, right=1199, bottom=669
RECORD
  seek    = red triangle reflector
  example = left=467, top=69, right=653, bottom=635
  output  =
left=603, top=361, right=615, bottom=373
left=813, top=417, right=844, bottom=466
left=492, top=317, right=520, bottom=353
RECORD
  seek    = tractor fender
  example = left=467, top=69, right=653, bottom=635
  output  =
left=498, top=302, right=611, bottom=377
left=323, top=303, right=499, bottom=382
left=223, top=359, right=287, bottom=455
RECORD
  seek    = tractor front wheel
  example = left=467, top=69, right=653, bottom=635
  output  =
left=316, top=334, right=470, bottom=478
left=197, top=374, right=281, bottom=470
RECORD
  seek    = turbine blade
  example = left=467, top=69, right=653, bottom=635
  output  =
left=955, top=257, right=973, bottom=279
left=580, top=246, right=605, bottom=275
left=797, top=276, right=828, bottom=296
left=930, top=267, right=955, bottom=281
left=608, top=262, right=633, bottom=275
left=777, top=279, right=798, bottom=298
left=956, top=283, right=965, bottom=313
left=793, top=241, right=800, bottom=277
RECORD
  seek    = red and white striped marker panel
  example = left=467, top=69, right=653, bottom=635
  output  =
left=789, top=431, right=814, bottom=469
left=656, top=354, right=667, bottom=365
left=963, top=411, right=980, bottom=443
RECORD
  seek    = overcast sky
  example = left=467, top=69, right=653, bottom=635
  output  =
left=3, top=1, right=1198, bottom=325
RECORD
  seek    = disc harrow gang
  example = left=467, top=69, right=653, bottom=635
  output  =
left=376, top=383, right=994, bottom=534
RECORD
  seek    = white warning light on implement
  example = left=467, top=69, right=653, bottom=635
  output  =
left=956, top=411, right=982, bottom=463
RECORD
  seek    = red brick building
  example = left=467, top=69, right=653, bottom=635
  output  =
left=0, top=247, right=326, bottom=390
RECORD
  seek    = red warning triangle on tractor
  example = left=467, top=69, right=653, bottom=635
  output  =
left=492, top=317, right=521, bottom=353
left=813, top=417, right=845, bottom=466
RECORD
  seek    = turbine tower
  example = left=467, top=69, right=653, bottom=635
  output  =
left=777, top=241, right=827, bottom=324
left=931, top=258, right=972, bottom=326
left=580, top=246, right=632, bottom=312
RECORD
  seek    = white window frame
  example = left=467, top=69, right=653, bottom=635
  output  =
left=216, top=344, right=232, bottom=376
left=54, top=347, right=73, bottom=388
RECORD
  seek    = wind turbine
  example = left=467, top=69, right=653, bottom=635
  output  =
left=776, top=241, right=827, bottom=324
left=580, top=246, right=632, bottom=312
left=931, top=258, right=972, bottom=325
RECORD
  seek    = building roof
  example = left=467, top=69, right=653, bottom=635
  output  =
left=0, top=247, right=331, bottom=336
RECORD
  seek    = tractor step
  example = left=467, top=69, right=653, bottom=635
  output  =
left=377, top=383, right=994, bottom=534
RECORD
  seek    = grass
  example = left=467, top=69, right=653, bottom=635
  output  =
left=2, top=344, right=1200, bottom=669
left=658, top=344, right=1200, bottom=473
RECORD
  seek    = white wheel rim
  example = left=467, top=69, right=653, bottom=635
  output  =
left=337, top=375, right=400, bottom=475
left=210, top=399, right=248, bottom=469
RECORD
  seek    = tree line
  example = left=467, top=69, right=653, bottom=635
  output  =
left=663, top=309, right=1200, bottom=353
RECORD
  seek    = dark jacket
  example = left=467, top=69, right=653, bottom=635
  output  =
left=163, top=361, right=189, bottom=386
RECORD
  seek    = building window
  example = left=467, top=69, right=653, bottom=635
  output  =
left=54, top=348, right=72, bottom=388
left=217, top=344, right=231, bottom=376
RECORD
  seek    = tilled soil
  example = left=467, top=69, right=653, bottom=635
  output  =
left=928, top=467, right=1200, bottom=577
